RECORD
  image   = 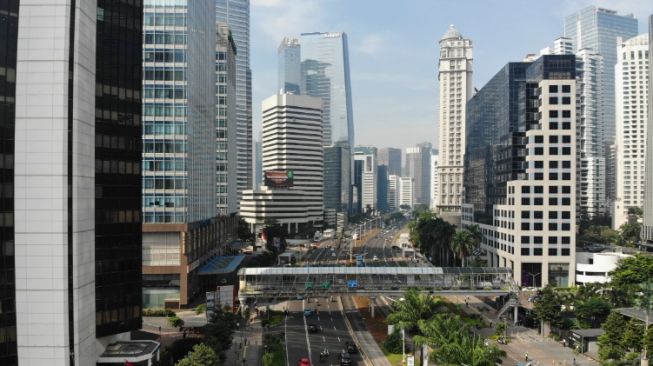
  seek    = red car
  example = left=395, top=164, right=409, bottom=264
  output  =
left=298, top=357, right=311, bottom=366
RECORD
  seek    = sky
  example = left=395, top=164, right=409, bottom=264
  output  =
left=250, top=0, right=653, bottom=150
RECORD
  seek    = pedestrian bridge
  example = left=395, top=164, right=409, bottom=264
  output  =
left=237, top=266, right=515, bottom=301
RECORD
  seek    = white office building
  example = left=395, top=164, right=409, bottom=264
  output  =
left=354, top=147, right=378, bottom=212
left=642, top=16, right=653, bottom=246
left=437, top=25, right=473, bottom=216
left=613, top=34, right=650, bottom=229
left=576, top=251, right=632, bottom=285
left=399, top=177, right=415, bottom=208
left=430, top=153, right=439, bottom=210
left=240, top=94, right=323, bottom=233
left=388, top=175, right=400, bottom=211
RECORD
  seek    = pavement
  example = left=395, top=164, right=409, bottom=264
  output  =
left=447, top=295, right=598, bottom=366
left=224, top=317, right=263, bottom=366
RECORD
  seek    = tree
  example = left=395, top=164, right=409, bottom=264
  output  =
left=598, top=312, right=627, bottom=361
left=622, top=318, right=644, bottom=352
left=574, top=296, right=611, bottom=328
left=451, top=229, right=475, bottom=267
left=609, top=254, right=653, bottom=306
left=618, top=222, right=641, bottom=247
left=175, top=343, right=218, bottom=366
left=386, top=289, right=442, bottom=333
left=409, top=213, right=457, bottom=266
left=237, top=218, right=253, bottom=241
left=203, top=307, right=238, bottom=362
left=533, top=285, right=563, bottom=328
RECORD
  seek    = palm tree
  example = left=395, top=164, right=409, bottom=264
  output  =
left=413, top=314, right=505, bottom=365
left=386, top=289, right=442, bottom=333
left=451, top=229, right=475, bottom=267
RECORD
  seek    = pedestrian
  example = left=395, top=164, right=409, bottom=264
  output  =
left=572, top=358, right=576, bottom=366
left=525, top=352, right=529, bottom=361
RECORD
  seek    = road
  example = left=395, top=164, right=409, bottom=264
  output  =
left=284, top=297, right=363, bottom=366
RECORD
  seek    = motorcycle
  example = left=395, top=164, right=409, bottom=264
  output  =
left=319, top=348, right=330, bottom=362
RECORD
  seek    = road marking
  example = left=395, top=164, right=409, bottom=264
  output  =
left=284, top=312, right=290, bottom=366
left=337, top=336, right=341, bottom=342
left=334, top=326, right=337, bottom=331
left=322, top=336, right=326, bottom=343
left=302, top=300, right=313, bottom=364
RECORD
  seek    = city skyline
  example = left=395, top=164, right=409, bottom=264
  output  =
left=250, top=0, right=653, bottom=149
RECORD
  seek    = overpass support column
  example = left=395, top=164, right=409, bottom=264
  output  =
left=513, top=303, right=518, bottom=325
left=370, top=296, right=375, bottom=319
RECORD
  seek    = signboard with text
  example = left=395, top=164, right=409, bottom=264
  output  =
left=264, top=170, right=294, bottom=188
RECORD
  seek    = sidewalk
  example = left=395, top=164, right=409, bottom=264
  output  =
left=223, top=318, right=263, bottom=366
left=447, top=295, right=598, bottom=366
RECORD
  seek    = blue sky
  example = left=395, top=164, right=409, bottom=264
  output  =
left=250, top=0, right=653, bottom=149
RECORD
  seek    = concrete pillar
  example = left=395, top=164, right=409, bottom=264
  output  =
left=514, top=304, right=519, bottom=325
left=370, top=297, right=375, bottom=318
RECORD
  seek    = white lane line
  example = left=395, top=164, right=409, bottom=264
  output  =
left=284, top=311, right=290, bottom=366
left=322, top=335, right=326, bottom=343
left=302, top=299, right=313, bottom=364
left=333, top=325, right=337, bottom=331
left=337, top=336, right=341, bottom=342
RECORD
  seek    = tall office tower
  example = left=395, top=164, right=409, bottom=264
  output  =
left=399, top=177, right=415, bottom=208
left=377, top=165, right=389, bottom=212
left=613, top=34, right=650, bottom=229
left=240, top=94, right=323, bottom=233
left=388, top=175, right=400, bottom=211
left=5, top=1, right=149, bottom=365
left=464, top=55, right=577, bottom=287
left=300, top=32, right=354, bottom=215
left=354, top=147, right=378, bottom=213
left=405, top=143, right=432, bottom=206
left=216, top=22, right=238, bottom=214
left=353, top=159, right=363, bottom=215
left=642, top=15, right=653, bottom=247
left=324, top=145, right=348, bottom=227
left=143, top=0, right=237, bottom=310
left=378, top=147, right=402, bottom=176
left=254, top=139, right=263, bottom=188
left=541, top=38, right=607, bottom=219
left=278, top=37, right=301, bottom=94
left=216, top=0, right=252, bottom=199
left=564, top=6, right=638, bottom=206
left=430, top=153, right=439, bottom=210
left=437, top=25, right=473, bottom=218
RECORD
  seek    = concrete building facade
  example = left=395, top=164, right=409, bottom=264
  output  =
left=437, top=25, right=473, bottom=217
left=354, top=147, right=378, bottom=213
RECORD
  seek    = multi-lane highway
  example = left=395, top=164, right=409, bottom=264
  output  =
left=283, top=297, right=362, bottom=366
left=277, top=225, right=409, bottom=365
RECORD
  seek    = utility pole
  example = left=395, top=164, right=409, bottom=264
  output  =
left=641, top=281, right=653, bottom=366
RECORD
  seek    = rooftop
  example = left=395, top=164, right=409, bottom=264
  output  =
left=441, top=24, right=462, bottom=40
left=198, top=255, right=245, bottom=275
left=98, top=341, right=160, bottom=364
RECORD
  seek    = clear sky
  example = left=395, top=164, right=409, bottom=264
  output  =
left=250, top=0, right=652, bottom=150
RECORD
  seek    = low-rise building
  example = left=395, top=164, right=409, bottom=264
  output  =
left=575, top=251, right=631, bottom=284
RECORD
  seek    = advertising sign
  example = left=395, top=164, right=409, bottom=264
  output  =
left=206, top=291, right=216, bottom=320
left=216, top=285, right=234, bottom=311
left=264, top=170, right=294, bottom=188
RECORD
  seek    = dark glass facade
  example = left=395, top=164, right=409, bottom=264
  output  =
left=465, top=56, right=576, bottom=224
left=377, top=165, right=388, bottom=212
left=324, top=146, right=345, bottom=211
left=0, top=2, right=18, bottom=364
left=353, top=159, right=363, bottom=215
left=94, top=0, right=143, bottom=337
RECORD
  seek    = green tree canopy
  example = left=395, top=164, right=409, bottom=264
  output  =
left=176, top=343, right=218, bottom=366
left=532, top=285, right=563, bottom=326
left=386, top=288, right=442, bottom=333
left=598, top=312, right=627, bottom=361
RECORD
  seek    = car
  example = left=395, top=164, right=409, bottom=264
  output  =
left=303, top=309, right=313, bottom=317
left=338, top=351, right=352, bottom=365
left=345, top=341, right=358, bottom=354
left=307, top=323, right=320, bottom=333
left=298, top=357, right=311, bottom=366
left=331, top=252, right=336, bottom=257
left=372, top=255, right=379, bottom=261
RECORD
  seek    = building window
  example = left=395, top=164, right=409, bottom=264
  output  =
left=521, top=248, right=530, bottom=256
left=549, top=85, right=558, bottom=93
left=549, top=186, right=558, bottom=194
left=562, top=197, right=571, bottom=205
left=521, top=197, right=530, bottom=205
left=562, top=161, right=571, bottom=168
left=549, top=237, right=558, bottom=244
left=562, top=110, right=571, bottom=118
left=535, top=136, right=544, bottom=143
left=550, top=161, right=558, bottom=169
left=549, top=136, right=558, bottom=143
left=522, top=186, right=530, bottom=194
left=549, top=97, right=558, bottom=105
left=534, top=223, right=543, bottom=231
left=534, top=198, right=543, bottom=205
left=561, top=249, right=570, bottom=256
left=562, top=85, right=571, bottom=93
left=549, top=110, right=559, bottom=118
left=549, top=173, right=558, bottom=180
left=535, top=161, right=544, bottom=169
left=549, top=248, right=557, bottom=256
left=562, top=147, right=571, bottom=155
left=561, top=237, right=570, bottom=244
left=550, top=123, right=559, bottom=130
left=562, top=97, right=571, bottom=104
left=535, top=173, right=544, bottom=180
left=535, top=147, right=544, bottom=155
left=522, top=223, right=530, bottom=230
left=549, top=223, right=557, bottom=231
left=549, top=211, right=558, bottom=219
left=550, top=147, right=558, bottom=155
left=549, top=197, right=557, bottom=205
left=534, top=248, right=543, bottom=256
left=534, top=236, right=543, bottom=244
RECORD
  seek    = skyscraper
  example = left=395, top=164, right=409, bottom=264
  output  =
left=300, top=32, right=354, bottom=216
left=324, top=145, right=348, bottom=227
left=378, top=147, right=402, bottom=176
left=216, top=0, right=252, bottom=200
left=6, top=1, right=147, bottom=364
left=278, top=37, right=301, bottom=94
left=354, top=147, right=378, bottom=213
left=437, top=25, right=473, bottom=218
left=642, top=15, right=653, bottom=247
left=613, top=34, right=650, bottom=229
left=399, top=177, right=415, bottom=208
left=142, top=0, right=237, bottom=310
left=377, top=165, right=389, bottom=212
left=541, top=37, right=607, bottom=218
left=464, top=55, right=578, bottom=287
left=216, top=22, right=239, bottom=215
left=564, top=6, right=638, bottom=205
left=430, top=153, right=439, bottom=210
left=240, top=94, right=324, bottom=233
left=388, top=175, right=400, bottom=211
left=405, top=143, right=432, bottom=206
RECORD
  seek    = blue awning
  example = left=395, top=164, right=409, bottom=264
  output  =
left=198, top=255, right=245, bottom=275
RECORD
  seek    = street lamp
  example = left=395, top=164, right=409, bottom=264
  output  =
left=399, top=297, right=406, bottom=364
left=526, top=271, right=541, bottom=287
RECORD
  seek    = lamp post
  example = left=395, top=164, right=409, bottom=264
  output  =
left=399, top=297, right=406, bottom=364
left=640, top=281, right=653, bottom=366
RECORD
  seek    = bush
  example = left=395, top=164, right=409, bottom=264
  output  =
left=195, top=304, right=207, bottom=315
left=262, top=334, right=285, bottom=366
left=168, top=315, right=185, bottom=328
left=144, top=308, right=176, bottom=317
left=383, top=330, right=403, bottom=354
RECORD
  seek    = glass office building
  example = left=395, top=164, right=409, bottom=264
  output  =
left=465, top=62, right=530, bottom=224
left=278, top=37, right=301, bottom=94
left=216, top=0, right=252, bottom=196
left=300, top=32, right=354, bottom=216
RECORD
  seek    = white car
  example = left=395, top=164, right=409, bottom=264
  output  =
left=372, top=255, right=379, bottom=261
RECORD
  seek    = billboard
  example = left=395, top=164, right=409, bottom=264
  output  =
left=264, top=170, right=294, bottom=188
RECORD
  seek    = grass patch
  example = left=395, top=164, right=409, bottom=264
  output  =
left=381, top=345, right=422, bottom=366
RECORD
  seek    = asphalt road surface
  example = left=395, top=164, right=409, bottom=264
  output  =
left=284, top=298, right=363, bottom=366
